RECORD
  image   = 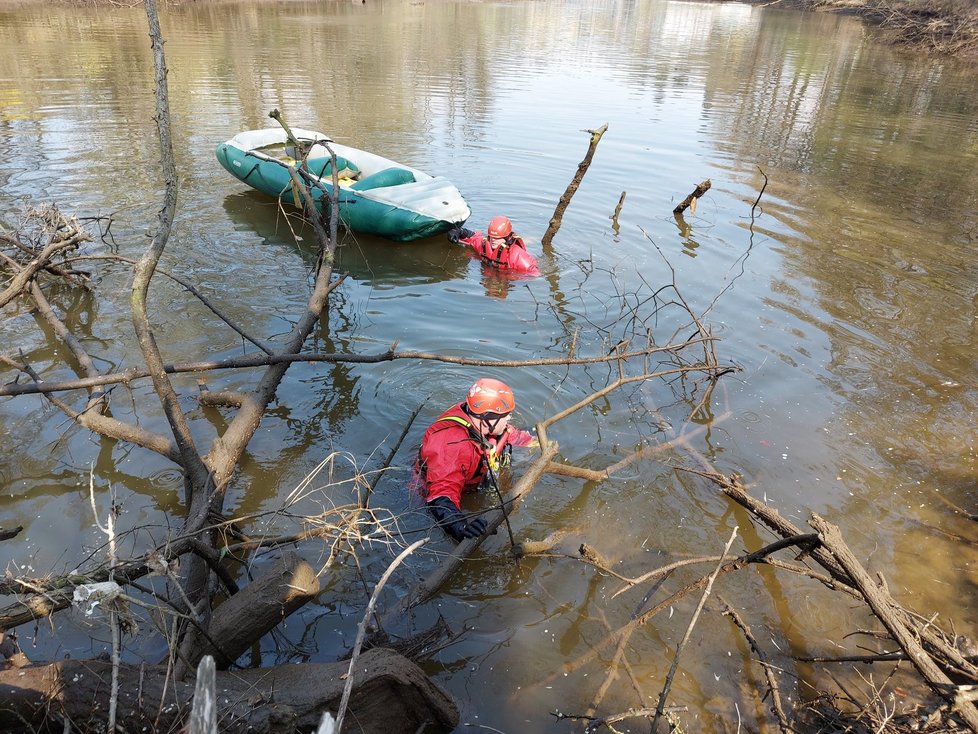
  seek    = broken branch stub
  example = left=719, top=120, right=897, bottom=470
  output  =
left=541, top=123, right=609, bottom=251
left=673, top=179, right=711, bottom=215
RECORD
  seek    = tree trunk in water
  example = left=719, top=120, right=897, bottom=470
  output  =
left=0, top=648, right=458, bottom=734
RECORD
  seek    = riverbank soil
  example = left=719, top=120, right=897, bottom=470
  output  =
left=743, top=0, right=978, bottom=57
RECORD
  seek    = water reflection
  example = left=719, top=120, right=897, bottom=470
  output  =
left=477, top=265, right=539, bottom=300
left=221, top=191, right=470, bottom=286
left=672, top=212, right=700, bottom=257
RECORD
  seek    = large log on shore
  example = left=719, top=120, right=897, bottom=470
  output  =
left=0, top=647, right=458, bottom=734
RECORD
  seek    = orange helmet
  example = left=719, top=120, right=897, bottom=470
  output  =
left=466, top=378, right=515, bottom=416
left=487, top=215, right=513, bottom=239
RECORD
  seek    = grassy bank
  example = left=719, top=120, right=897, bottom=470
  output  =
left=747, top=0, right=978, bottom=58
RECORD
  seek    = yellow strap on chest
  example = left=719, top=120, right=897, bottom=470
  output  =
left=437, top=415, right=499, bottom=471
left=437, top=415, right=473, bottom=429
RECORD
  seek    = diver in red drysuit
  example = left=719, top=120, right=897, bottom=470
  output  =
left=416, top=378, right=536, bottom=540
left=448, top=215, right=540, bottom=276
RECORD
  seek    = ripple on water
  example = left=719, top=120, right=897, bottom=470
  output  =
left=147, top=469, right=185, bottom=492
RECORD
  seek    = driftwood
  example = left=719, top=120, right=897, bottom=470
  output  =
left=811, top=513, right=978, bottom=732
left=539, top=533, right=821, bottom=687
left=650, top=528, right=738, bottom=731
left=0, top=230, right=89, bottom=308
left=336, top=539, right=427, bottom=733
left=719, top=597, right=791, bottom=734
left=706, top=471, right=978, bottom=680
left=185, top=553, right=320, bottom=671
left=541, top=123, right=608, bottom=250
left=673, top=467, right=978, bottom=731
left=672, top=179, right=711, bottom=215
left=0, top=647, right=458, bottom=734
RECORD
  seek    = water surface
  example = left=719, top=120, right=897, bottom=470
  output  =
left=2, top=0, right=978, bottom=730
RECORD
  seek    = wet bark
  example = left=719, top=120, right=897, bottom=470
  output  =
left=672, top=179, right=711, bottom=215
left=0, top=648, right=458, bottom=734
left=811, top=513, right=978, bottom=731
left=184, top=553, right=320, bottom=671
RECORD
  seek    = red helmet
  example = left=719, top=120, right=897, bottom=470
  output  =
left=466, top=378, right=515, bottom=416
left=487, top=215, right=513, bottom=239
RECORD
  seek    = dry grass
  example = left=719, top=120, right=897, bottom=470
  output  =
left=871, top=0, right=978, bottom=56
left=759, top=0, right=978, bottom=57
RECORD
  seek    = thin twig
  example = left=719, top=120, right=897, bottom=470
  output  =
left=0, top=341, right=719, bottom=398
left=88, top=469, right=121, bottom=733
left=719, top=596, right=791, bottom=734
left=334, top=538, right=427, bottom=733
left=651, top=526, right=738, bottom=731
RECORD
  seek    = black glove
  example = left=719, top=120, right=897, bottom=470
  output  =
left=427, top=496, right=487, bottom=541
left=447, top=226, right=474, bottom=244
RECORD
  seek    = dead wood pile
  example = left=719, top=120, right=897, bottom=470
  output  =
left=0, top=647, right=458, bottom=734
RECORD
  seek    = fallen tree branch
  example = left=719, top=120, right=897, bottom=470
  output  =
left=335, top=539, right=427, bottom=733
left=0, top=341, right=722, bottom=398
left=185, top=552, right=319, bottom=671
left=719, top=596, right=791, bottom=734
left=810, top=513, right=978, bottom=732
left=701, top=470, right=978, bottom=681
left=540, top=533, right=820, bottom=685
left=0, top=231, right=88, bottom=308
left=64, top=253, right=274, bottom=354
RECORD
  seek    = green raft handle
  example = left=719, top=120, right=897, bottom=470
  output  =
left=241, top=161, right=262, bottom=182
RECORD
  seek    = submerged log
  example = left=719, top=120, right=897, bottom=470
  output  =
left=0, top=647, right=458, bottom=734
left=185, top=552, right=320, bottom=671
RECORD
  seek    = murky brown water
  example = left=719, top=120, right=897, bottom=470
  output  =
left=2, top=0, right=978, bottom=730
